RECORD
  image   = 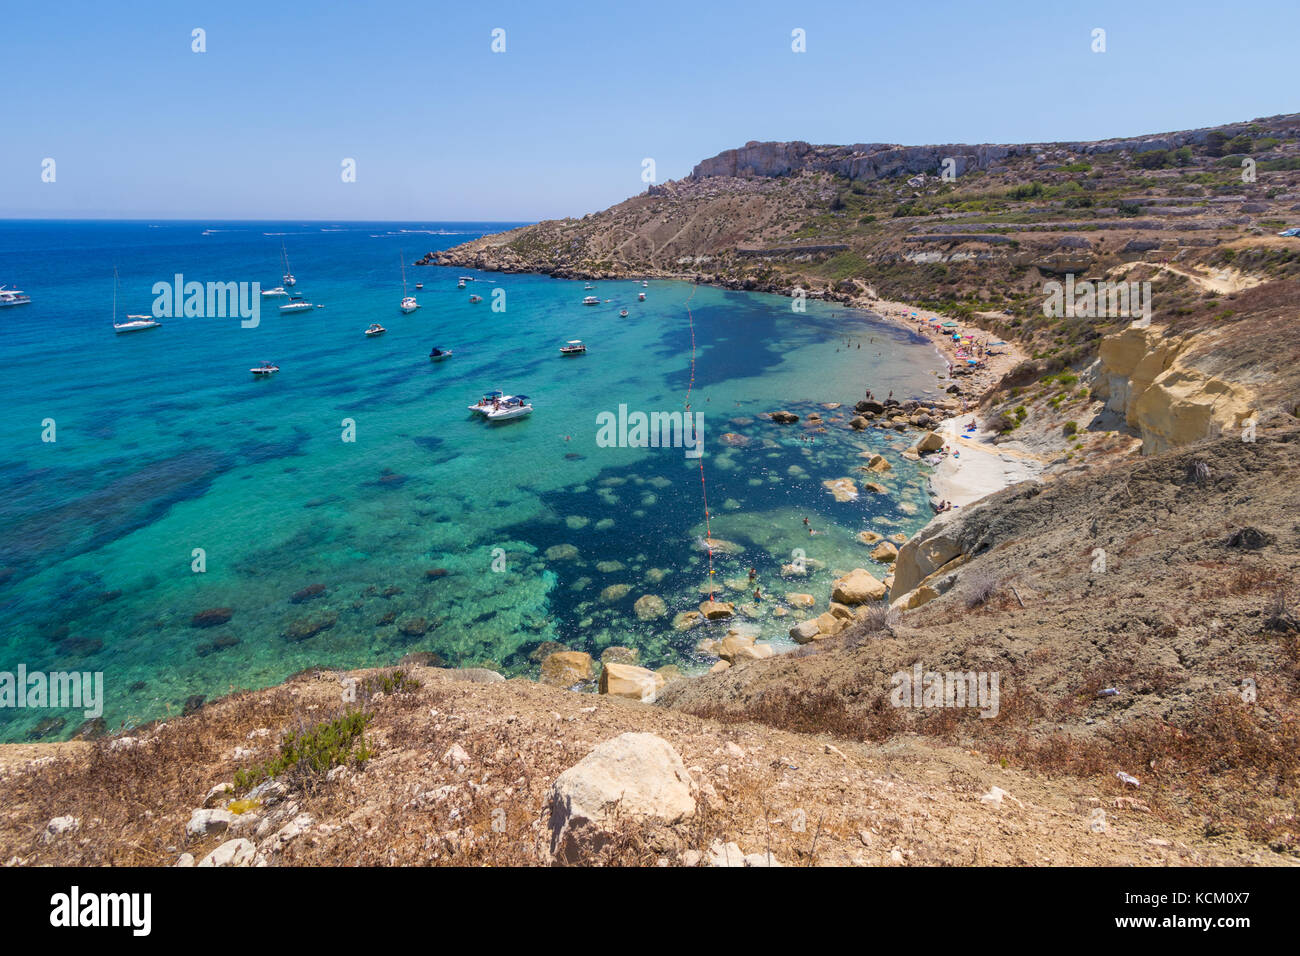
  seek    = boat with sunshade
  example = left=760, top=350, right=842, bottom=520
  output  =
left=250, top=362, right=279, bottom=376
left=468, top=389, right=513, bottom=414
left=365, top=323, right=386, bottom=337
left=559, top=340, right=586, bottom=355
left=582, top=295, right=599, bottom=306
left=484, top=395, right=533, bottom=421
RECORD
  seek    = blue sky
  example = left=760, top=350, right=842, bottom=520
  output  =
left=3, top=0, right=1296, bottom=221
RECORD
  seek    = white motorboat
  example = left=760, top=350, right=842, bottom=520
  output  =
left=415, top=282, right=423, bottom=290
left=468, top=389, right=513, bottom=414
left=484, top=395, right=533, bottom=421
left=281, top=241, right=296, bottom=287
left=584, top=283, right=594, bottom=290
left=457, top=279, right=466, bottom=289
left=261, top=286, right=288, bottom=297
left=365, top=323, right=386, bottom=337
left=468, top=294, right=482, bottom=303
left=582, top=296, right=599, bottom=306
left=110, top=268, right=161, bottom=333
left=619, top=309, right=629, bottom=317
left=429, top=347, right=453, bottom=362
left=638, top=292, right=646, bottom=301
left=399, top=252, right=418, bottom=312
left=559, top=340, right=586, bottom=355
left=279, top=295, right=313, bottom=313
left=642, top=281, right=648, bottom=287
left=0, top=286, right=31, bottom=307
left=251, top=362, right=279, bottom=376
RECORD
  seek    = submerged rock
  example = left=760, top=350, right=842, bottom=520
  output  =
left=633, top=594, right=667, bottom=620
left=191, top=608, right=233, bottom=628
left=289, top=583, right=327, bottom=604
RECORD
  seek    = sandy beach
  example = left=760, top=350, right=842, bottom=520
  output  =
left=855, top=297, right=1044, bottom=509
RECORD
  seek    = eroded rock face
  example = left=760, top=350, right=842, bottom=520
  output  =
left=890, top=510, right=965, bottom=600
left=547, top=733, right=695, bottom=864
left=1092, top=324, right=1257, bottom=455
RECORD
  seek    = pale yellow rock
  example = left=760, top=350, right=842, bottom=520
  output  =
left=699, top=600, right=735, bottom=620
left=633, top=594, right=668, bottom=620
left=857, top=530, right=884, bottom=545
left=828, top=602, right=856, bottom=622
left=899, top=585, right=940, bottom=610
left=599, top=662, right=667, bottom=701
left=910, top=431, right=944, bottom=454
left=540, top=651, right=593, bottom=687
left=709, top=660, right=731, bottom=674
left=785, top=592, right=815, bottom=608
left=731, top=643, right=775, bottom=661
left=865, top=454, right=892, bottom=473
left=863, top=481, right=888, bottom=494
left=871, top=541, right=899, bottom=563
left=716, top=635, right=756, bottom=661
left=831, top=568, right=888, bottom=605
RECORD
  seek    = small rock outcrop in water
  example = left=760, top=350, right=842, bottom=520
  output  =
left=547, top=733, right=695, bottom=864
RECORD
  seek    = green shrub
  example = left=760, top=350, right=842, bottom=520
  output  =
left=1063, top=421, right=1078, bottom=437
left=234, top=710, right=373, bottom=791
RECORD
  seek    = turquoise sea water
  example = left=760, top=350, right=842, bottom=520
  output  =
left=0, top=220, right=946, bottom=740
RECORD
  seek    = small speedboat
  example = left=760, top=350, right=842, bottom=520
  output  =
left=251, top=362, right=279, bottom=376
left=642, top=281, right=648, bottom=288
left=468, top=294, right=482, bottom=303
left=559, top=339, right=586, bottom=355
left=114, top=315, right=161, bottom=333
left=401, top=296, right=419, bottom=313
left=582, top=296, right=599, bottom=306
left=415, top=282, right=423, bottom=290
left=279, top=296, right=313, bottom=313
left=484, top=395, right=533, bottom=421
left=619, top=309, right=629, bottom=317
left=584, top=283, right=594, bottom=291
left=365, top=323, right=386, bottom=337
left=261, top=286, right=288, bottom=298
left=638, top=292, right=646, bottom=301
left=468, top=390, right=513, bottom=414
left=457, top=279, right=466, bottom=289
left=429, top=346, right=453, bottom=361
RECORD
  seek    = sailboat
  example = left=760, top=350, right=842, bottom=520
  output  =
left=281, top=240, right=296, bottom=287
left=400, top=252, right=418, bottom=313
left=111, top=268, right=161, bottom=334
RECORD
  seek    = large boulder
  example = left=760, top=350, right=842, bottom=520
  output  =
left=831, top=568, right=887, bottom=605
left=547, top=733, right=695, bottom=864
left=599, top=662, right=666, bottom=702
left=699, top=600, right=735, bottom=620
left=539, top=651, right=593, bottom=687
left=910, top=431, right=945, bottom=454
left=890, top=510, right=964, bottom=599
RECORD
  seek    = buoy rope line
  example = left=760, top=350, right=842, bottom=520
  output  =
left=683, top=282, right=716, bottom=601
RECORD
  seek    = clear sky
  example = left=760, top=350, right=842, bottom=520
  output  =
left=3, top=0, right=1296, bottom=221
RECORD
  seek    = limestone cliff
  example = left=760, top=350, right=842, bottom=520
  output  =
left=1092, top=324, right=1261, bottom=455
